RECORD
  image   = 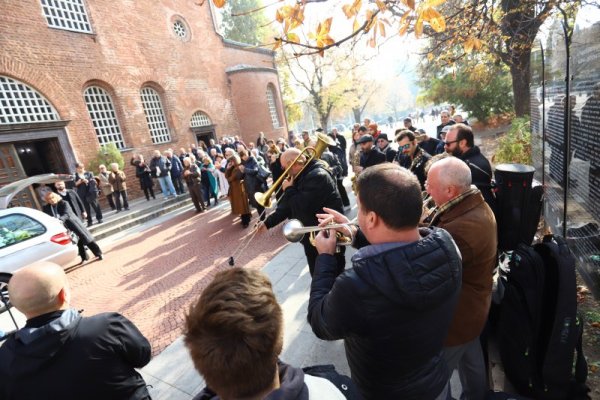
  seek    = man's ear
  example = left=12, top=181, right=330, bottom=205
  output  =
left=366, top=210, right=378, bottom=230
left=57, top=287, right=70, bottom=308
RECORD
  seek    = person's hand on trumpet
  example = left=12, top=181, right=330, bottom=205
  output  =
left=314, top=227, right=337, bottom=255
left=316, top=207, right=357, bottom=239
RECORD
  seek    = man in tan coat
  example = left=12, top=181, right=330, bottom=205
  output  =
left=426, top=157, right=497, bottom=400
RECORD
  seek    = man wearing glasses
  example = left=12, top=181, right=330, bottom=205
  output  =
left=394, top=130, right=431, bottom=189
left=444, top=124, right=495, bottom=209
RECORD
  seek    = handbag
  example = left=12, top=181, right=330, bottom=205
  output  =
left=257, top=163, right=272, bottom=182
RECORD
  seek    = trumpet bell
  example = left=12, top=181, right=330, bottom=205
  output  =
left=282, top=219, right=305, bottom=242
left=255, top=191, right=271, bottom=208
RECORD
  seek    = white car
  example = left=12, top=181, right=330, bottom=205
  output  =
left=0, top=174, right=78, bottom=314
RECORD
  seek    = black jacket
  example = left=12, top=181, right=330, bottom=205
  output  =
left=265, top=160, right=343, bottom=229
left=395, top=147, right=431, bottom=190
left=74, top=171, right=99, bottom=201
left=43, top=200, right=94, bottom=245
left=320, top=150, right=343, bottom=179
left=308, top=227, right=462, bottom=399
left=380, top=145, right=398, bottom=163
left=0, top=309, right=151, bottom=400
left=459, top=146, right=495, bottom=208
left=56, top=189, right=85, bottom=219
left=359, top=148, right=386, bottom=169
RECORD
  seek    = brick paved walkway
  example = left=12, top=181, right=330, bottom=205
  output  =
left=67, top=205, right=287, bottom=355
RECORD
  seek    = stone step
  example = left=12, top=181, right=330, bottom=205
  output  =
left=89, top=196, right=194, bottom=241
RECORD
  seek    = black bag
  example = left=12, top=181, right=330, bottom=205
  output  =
left=494, top=164, right=543, bottom=251
left=497, top=235, right=589, bottom=399
left=257, top=163, right=271, bottom=182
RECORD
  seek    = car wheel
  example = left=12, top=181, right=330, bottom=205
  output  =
left=0, top=274, right=11, bottom=314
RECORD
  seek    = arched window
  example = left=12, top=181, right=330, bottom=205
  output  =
left=0, top=75, right=59, bottom=124
left=140, top=87, right=170, bottom=144
left=83, top=86, right=125, bottom=149
left=190, top=111, right=212, bottom=127
left=266, top=84, right=280, bottom=128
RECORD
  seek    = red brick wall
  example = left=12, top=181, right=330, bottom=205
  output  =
left=227, top=69, right=288, bottom=144
left=0, top=0, right=287, bottom=199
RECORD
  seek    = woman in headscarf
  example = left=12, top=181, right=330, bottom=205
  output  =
left=213, top=153, right=229, bottom=199
left=201, top=156, right=219, bottom=207
left=225, top=154, right=252, bottom=228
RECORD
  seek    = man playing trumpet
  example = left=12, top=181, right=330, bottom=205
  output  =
left=307, top=163, right=462, bottom=399
left=259, top=148, right=345, bottom=277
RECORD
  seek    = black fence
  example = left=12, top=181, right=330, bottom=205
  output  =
left=530, top=5, right=600, bottom=298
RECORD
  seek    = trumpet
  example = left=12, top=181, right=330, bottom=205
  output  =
left=282, top=219, right=358, bottom=251
left=255, top=132, right=335, bottom=208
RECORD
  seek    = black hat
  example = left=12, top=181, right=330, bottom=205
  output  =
left=356, top=134, right=374, bottom=144
left=377, top=133, right=389, bottom=142
left=315, top=127, right=324, bottom=132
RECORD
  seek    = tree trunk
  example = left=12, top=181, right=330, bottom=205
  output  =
left=352, top=108, right=362, bottom=123
left=320, top=115, right=329, bottom=131
left=510, top=49, right=532, bottom=117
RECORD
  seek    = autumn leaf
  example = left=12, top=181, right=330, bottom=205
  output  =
left=375, top=0, right=387, bottom=12
left=353, top=18, right=360, bottom=33
left=463, top=36, right=482, bottom=54
left=287, top=32, right=300, bottom=44
left=398, top=19, right=410, bottom=36
left=421, top=6, right=446, bottom=32
left=399, top=9, right=411, bottom=24
left=402, top=0, right=416, bottom=10
left=212, top=0, right=226, bottom=8
left=313, top=17, right=335, bottom=48
left=342, top=0, right=362, bottom=19
left=424, top=0, right=446, bottom=6
left=378, top=21, right=386, bottom=38
left=273, top=38, right=282, bottom=51
left=414, top=17, right=424, bottom=38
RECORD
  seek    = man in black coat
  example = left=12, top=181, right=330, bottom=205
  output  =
left=308, top=164, right=462, bottom=399
left=357, top=134, right=386, bottom=172
left=376, top=133, right=397, bottom=162
left=74, top=162, right=102, bottom=226
left=445, top=124, right=496, bottom=210
left=43, top=192, right=102, bottom=263
left=436, top=111, right=456, bottom=140
left=54, top=180, right=86, bottom=222
left=0, top=262, right=151, bottom=400
left=261, top=148, right=345, bottom=276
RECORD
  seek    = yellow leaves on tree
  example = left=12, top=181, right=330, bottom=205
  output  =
left=421, top=6, right=445, bottom=33
left=463, top=36, right=483, bottom=54
left=211, top=0, right=226, bottom=8
left=262, top=0, right=448, bottom=54
left=342, top=0, right=362, bottom=19
left=276, top=4, right=305, bottom=34
left=308, top=17, right=335, bottom=53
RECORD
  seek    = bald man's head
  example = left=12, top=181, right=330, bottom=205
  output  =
left=426, top=157, right=472, bottom=206
left=280, top=148, right=307, bottom=178
left=9, top=262, right=70, bottom=319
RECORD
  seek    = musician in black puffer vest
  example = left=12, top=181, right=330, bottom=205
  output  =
left=261, top=148, right=345, bottom=276
left=308, top=164, right=462, bottom=400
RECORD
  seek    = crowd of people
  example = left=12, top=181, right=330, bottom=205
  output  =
left=2, top=109, right=503, bottom=399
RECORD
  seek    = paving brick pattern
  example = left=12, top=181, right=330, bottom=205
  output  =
left=67, top=207, right=287, bottom=355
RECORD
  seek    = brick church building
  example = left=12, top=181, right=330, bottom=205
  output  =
left=0, top=0, right=287, bottom=206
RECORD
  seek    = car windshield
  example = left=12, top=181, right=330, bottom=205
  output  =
left=0, top=213, right=46, bottom=249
